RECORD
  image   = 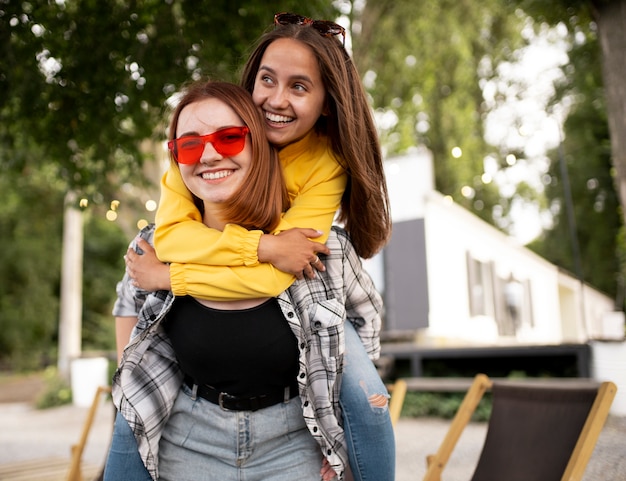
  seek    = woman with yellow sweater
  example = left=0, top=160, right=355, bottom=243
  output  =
left=130, top=14, right=395, bottom=481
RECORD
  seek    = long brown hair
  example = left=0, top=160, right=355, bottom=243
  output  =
left=241, top=24, right=391, bottom=258
left=168, top=81, right=288, bottom=232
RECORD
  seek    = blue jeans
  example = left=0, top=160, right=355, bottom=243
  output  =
left=103, top=412, right=152, bottom=481
left=341, top=321, right=396, bottom=481
left=104, top=322, right=395, bottom=480
left=159, top=386, right=321, bottom=480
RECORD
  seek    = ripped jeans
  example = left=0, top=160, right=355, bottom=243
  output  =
left=341, top=321, right=395, bottom=481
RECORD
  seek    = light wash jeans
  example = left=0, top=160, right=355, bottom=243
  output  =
left=159, top=385, right=321, bottom=480
left=104, top=322, right=395, bottom=480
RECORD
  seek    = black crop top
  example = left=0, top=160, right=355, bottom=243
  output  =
left=164, top=296, right=299, bottom=397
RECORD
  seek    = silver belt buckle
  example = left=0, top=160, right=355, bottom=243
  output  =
left=218, top=392, right=232, bottom=411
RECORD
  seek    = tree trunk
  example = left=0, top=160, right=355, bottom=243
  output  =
left=595, top=0, right=626, bottom=223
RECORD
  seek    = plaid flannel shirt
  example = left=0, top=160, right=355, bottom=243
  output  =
left=111, top=225, right=382, bottom=480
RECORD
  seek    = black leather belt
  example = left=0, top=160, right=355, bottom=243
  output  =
left=183, top=376, right=299, bottom=412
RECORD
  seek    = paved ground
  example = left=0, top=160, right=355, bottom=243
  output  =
left=1, top=395, right=625, bottom=480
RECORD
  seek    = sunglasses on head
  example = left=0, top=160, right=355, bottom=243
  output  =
left=274, top=12, right=346, bottom=46
left=168, top=126, right=250, bottom=165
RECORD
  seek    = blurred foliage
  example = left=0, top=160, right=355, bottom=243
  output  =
left=82, top=213, right=129, bottom=352
left=0, top=164, right=129, bottom=369
left=524, top=10, right=624, bottom=302
left=0, top=166, right=64, bottom=370
left=34, top=366, right=72, bottom=409
left=401, top=391, right=492, bottom=422
left=352, top=0, right=527, bottom=225
left=1, top=0, right=337, bottom=199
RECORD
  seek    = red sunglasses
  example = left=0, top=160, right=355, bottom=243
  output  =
left=168, top=126, right=250, bottom=164
left=274, top=12, right=346, bottom=46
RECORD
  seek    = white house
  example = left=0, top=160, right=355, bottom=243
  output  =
left=377, top=150, right=626, bottom=414
left=378, top=150, right=623, bottom=346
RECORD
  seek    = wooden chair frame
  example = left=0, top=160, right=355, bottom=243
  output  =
left=423, top=374, right=492, bottom=481
left=389, top=374, right=617, bottom=481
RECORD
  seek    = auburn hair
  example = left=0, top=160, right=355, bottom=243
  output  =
left=240, top=24, right=391, bottom=258
left=168, top=81, right=288, bottom=232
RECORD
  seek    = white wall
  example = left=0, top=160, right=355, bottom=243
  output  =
left=385, top=149, right=434, bottom=223
left=422, top=191, right=613, bottom=344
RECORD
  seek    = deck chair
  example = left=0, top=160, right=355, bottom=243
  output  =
left=423, top=373, right=617, bottom=481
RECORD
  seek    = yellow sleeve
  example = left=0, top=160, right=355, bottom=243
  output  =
left=154, top=167, right=262, bottom=267
left=273, top=149, right=347, bottom=244
left=169, top=262, right=294, bottom=300
left=155, top=143, right=347, bottom=301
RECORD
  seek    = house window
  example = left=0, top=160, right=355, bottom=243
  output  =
left=466, top=252, right=495, bottom=317
left=467, top=250, right=535, bottom=336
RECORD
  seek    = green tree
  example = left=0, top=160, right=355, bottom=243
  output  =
left=351, top=0, right=526, bottom=224
left=1, top=1, right=338, bottom=198
left=0, top=166, right=63, bottom=370
left=0, top=158, right=134, bottom=369
left=514, top=0, right=626, bottom=230
left=527, top=25, right=622, bottom=301
left=82, top=214, right=129, bottom=351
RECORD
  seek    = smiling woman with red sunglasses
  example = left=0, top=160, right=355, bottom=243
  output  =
left=118, top=12, right=395, bottom=481
left=106, top=81, right=384, bottom=481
